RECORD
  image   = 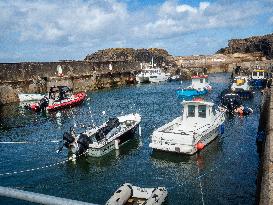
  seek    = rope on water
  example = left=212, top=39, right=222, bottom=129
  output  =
left=0, top=151, right=87, bottom=177
left=0, top=140, right=60, bottom=144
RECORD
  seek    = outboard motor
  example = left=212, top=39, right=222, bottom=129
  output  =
left=36, top=96, right=49, bottom=112
left=63, top=127, right=76, bottom=148
left=77, top=133, right=92, bottom=154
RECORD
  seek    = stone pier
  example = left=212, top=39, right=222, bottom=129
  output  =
left=259, top=88, right=273, bottom=204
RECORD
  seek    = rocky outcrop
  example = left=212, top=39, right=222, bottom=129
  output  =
left=84, top=48, right=175, bottom=67
left=217, top=33, right=273, bottom=59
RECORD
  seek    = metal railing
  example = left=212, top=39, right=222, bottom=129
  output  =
left=0, top=186, right=99, bottom=205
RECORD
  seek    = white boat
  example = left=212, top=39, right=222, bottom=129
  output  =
left=149, top=99, right=225, bottom=155
left=18, top=93, right=45, bottom=102
left=136, top=58, right=170, bottom=83
left=62, top=113, right=141, bottom=157
left=106, top=183, right=168, bottom=205
left=230, top=76, right=253, bottom=98
left=190, top=75, right=212, bottom=91
left=136, top=68, right=170, bottom=83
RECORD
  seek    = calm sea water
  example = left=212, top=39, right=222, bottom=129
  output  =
left=0, top=73, right=261, bottom=205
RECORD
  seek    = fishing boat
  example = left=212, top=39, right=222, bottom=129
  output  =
left=230, top=76, right=253, bottom=98
left=18, top=93, right=45, bottom=102
left=61, top=113, right=141, bottom=157
left=149, top=99, right=225, bottom=155
left=25, top=86, right=86, bottom=112
left=176, top=75, right=212, bottom=98
left=106, top=183, right=168, bottom=205
left=249, top=68, right=268, bottom=88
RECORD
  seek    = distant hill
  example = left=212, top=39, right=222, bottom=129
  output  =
left=217, top=33, right=273, bottom=59
left=84, top=48, right=175, bottom=67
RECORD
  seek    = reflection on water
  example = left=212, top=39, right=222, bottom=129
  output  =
left=0, top=73, right=261, bottom=205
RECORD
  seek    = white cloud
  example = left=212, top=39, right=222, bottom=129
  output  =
left=0, top=0, right=270, bottom=61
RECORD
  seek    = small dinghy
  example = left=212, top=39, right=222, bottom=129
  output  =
left=176, top=75, right=212, bottom=98
left=25, top=86, right=86, bottom=112
left=230, top=76, right=253, bottom=98
left=106, top=183, right=168, bottom=205
left=149, top=99, right=225, bottom=155
left=62, top=113, right=141, bottom=157
left=220, top=92, right=242, bottom=112
left=220, top=91, right=253, bottom=115
left=18, top=93, right=45, bottom=102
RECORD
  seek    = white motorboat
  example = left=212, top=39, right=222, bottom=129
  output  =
left=136, top=68, right=170, bottom=83
left=106, top=183, right=168, bottom=205
left=62, top=113, right=141, bottom=157
left=136, top=58, right=170, bottom=83
left=18, top=93, right=45, bottom=102
left=149, top=99, right=225, bottom=155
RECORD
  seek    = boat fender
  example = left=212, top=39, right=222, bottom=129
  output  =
left=220, top=124, right=224, bottom=134
left=196, top=142, right=205, bottom=151
left=106, top=183, right=133, bottom=205
left=144, top=187, right=168, bottom=205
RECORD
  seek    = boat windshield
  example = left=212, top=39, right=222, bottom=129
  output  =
left=252, top=72, right=257, bottom=76
left=205, top=78, right=208, bottom=83
left=198, top=105, right=206, bottom=118
left=188, top=105, right=195, bottom=117
left=200, top=79, right=204, bottom=83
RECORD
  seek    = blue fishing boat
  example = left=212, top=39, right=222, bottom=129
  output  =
left=249, top=68, right=268, bottom=88
left=176, top=75, right=211, bottom=98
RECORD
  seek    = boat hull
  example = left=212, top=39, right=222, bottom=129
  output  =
left=47, top=92, right=86, bottom=111
left=149, top=124, right=222, bottom=155
left=18, top=94, right=45, bottom=102
left=176, top=89, right=208, bottom=98
left=136, top=76, right=150, bottom=84
left=249, top=79, right=267, bottom=89
left=26, top=92, right=86, bottom=112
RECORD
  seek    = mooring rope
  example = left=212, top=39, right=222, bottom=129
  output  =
left=0, top=140, right=60, bottom=144
left=0, top=151, right=87, bottom=177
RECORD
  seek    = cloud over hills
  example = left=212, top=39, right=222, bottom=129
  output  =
left=0, top=0, right=272, bottom=62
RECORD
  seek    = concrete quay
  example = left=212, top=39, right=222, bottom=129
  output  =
left=259, top=88, right=273, bottom=205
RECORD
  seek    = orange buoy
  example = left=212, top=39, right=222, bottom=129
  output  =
left=196, top=142, right=205, bottom=150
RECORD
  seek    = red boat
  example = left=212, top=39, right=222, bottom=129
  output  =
left=26, top=86, right=86, bottom=112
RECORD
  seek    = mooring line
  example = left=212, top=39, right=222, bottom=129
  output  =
left=0, top=151, right=87, bottom=177
left=0, top=140, right=60, bottom=144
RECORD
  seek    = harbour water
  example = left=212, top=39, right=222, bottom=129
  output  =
left=0, top=73, right=261, bottom=204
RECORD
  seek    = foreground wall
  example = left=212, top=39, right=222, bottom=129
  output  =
left=259, top=88, right=273, bottom=205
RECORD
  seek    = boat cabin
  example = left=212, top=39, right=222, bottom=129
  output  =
left=191, top=75, right=209, bottom=89
left=182, top=100, right=215, bottom=123
left=251, top=69, right=267, bottom=80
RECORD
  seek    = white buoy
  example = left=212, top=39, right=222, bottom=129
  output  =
left=114, top=139, right=119, bottom=150
left=139, top=125, right=142, bottom=136
left=102, top=111, right=106, bottom=115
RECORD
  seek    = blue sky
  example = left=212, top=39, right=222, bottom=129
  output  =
left=0, top=0, right=273, bottom=62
